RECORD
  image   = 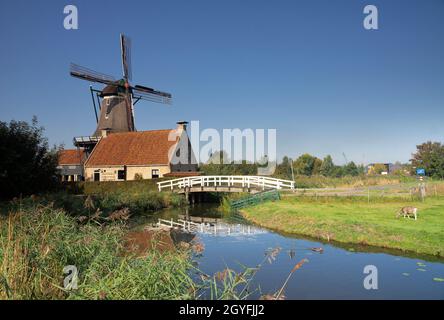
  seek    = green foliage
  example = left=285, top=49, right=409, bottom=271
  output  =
left=133, top=173, right=144, bottom=181
left=274, top=156, right=293, bottom=180
left=293, top=153, right=319, bottom=176
left=412, top=141, right=444, bottom=179
left=0, top=117, right=60, bottom=199
left=200, top=150, right=258, bottom=176
left=79, top=179, right=162, bottom=194
left=289, top=175, right=414, bottom=188
left=320, top=155, right=334, bottom=176
left=275, top=154, right=364, bottom=179
left=343, top=161, right=360, bottom=176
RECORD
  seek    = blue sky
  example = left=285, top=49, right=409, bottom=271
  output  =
left=0, top=0, right=443, bottom=164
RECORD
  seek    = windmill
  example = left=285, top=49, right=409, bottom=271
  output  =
left=70, top=34, right=172, bottom=137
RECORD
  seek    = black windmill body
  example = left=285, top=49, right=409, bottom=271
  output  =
left=70, top=34, right=172, bottom=138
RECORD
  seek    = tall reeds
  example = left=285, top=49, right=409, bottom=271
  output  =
left=0, top=202, right=195, bottom=300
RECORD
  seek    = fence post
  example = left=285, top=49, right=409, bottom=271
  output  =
left=420, top=183, right=426, bottom=202
left=367, top=188, right=370, bottom=203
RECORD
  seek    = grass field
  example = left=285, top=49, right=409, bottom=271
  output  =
left=242, top=195, right=444, bottom=257
left=289, top=174, right=417, bottom=189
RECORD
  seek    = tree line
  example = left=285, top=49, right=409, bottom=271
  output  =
left=200, top=143, right=444, bottom=181
left=273, top=154, right=366, bottom=180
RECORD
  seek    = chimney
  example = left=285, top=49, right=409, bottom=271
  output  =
left=101, top=129, right=108, bottom=138
left=176, top=121, right=188, bottom=133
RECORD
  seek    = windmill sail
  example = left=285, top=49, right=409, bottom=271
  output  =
left=120, top=34, right=132, bottom=81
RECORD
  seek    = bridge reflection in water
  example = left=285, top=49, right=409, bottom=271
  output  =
left=157, top=218, right=266, bottom=237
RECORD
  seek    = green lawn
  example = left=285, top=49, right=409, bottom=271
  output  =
left=242, top=196, right=444, bottom=257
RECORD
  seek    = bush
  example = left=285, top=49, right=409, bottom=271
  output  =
left=0, top=117, right=59, bottom=199
left=58, top=180, right=187, bottom=216
left=134, top=173, right=144, bottom=181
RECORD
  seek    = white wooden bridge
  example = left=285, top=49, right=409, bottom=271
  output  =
left=157, top=218, right=266, bottom=236
left=157, top=175, right=295, bottom=194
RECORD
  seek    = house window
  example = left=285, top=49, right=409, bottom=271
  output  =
left=152, top=169, right=160, bottom=179
left=117, top=170, right=126, bottom=180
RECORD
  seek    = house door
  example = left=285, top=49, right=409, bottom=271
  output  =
left=94, top=171, right=100, bottom=181
left=152, top=169, right=160, bottom=179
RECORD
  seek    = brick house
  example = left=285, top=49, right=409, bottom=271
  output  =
left=83, top=122, right=198, bottom=181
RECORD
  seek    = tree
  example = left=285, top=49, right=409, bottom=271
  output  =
left=199, top=150, right=258, bottom=176
left=411, top=141, right=444, bottom=178
left=430, top=148, right=444, bottom=179
left=330, top=165, right=345, bottom=178
left=343, top=161, right=360, bottom=176
left=312, top=158, right=323, bottom=175
left=320, top=155, right=334, bottom=176
left=0, top=117, right=59, bottom=199
left=274, top=156, right=294, bottom=180
left=357, top=164, right=366, bottom=175
left=293, top=154, right=317, bottom=176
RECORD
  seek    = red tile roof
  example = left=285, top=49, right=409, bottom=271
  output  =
left=58, top=149, right=85, bottom=165
left=85, top=130, right=179, bottom=167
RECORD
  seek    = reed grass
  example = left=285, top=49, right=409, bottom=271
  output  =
left=0, top=202, right=195, bottom=300
left=291, top=175, right=417, bottom=189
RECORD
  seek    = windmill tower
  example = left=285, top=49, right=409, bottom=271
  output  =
left=70, top=34, right=172, bottom=138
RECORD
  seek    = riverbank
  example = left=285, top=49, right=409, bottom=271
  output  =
left=241, top=196, right=444, bottom=257
left=59, top=180, right=187, bottom=215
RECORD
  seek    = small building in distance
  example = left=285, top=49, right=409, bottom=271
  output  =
left=57, top=149, right=86, bottom=181
left=83, top=122, right=198, bottom=181
left=366, top=162, right=407, bottom=175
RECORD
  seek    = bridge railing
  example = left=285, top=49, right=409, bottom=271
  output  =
left=157, top=175, right=295, bottom=192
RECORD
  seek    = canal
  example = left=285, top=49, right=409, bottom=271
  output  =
left=131, top=203, right=444, bottom=300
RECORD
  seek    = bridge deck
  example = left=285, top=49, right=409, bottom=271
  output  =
left=157, top=175, right=295, bottom=193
